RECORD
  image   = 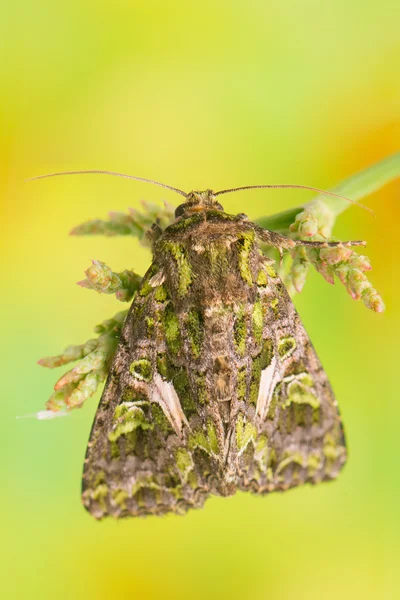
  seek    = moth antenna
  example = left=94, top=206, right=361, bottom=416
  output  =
left=26, top=170, right=188, bottom=197
left=215, top=184, right=375, bottom=216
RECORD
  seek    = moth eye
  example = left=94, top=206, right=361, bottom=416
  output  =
left=215, top=202, right=224, bottom=211
left=174, top=204, right=187, bottom=218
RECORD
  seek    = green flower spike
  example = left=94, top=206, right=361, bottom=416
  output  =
left=258, top=153, right=400, bottom=311
left=37, top=311, right=128, bottom=415
left=70, top=201, right=175, bottom=247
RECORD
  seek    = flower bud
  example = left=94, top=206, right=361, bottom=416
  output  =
left=292, top=258, right=309, bottom=293
left=319, top=246, right=353, bottom=265
left=66, top=372, right=102, bottom=408
left=362, top=288, right=385, bottom=312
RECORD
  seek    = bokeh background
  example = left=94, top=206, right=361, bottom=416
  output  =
left=2, top=1, right=399, bottom=599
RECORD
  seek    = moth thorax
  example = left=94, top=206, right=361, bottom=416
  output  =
left=174, top=189, right=224, bottom=218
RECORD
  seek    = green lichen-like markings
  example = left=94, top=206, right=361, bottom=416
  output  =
left=282, top=381, right=320, bottom=410
left=207, top=210, right=236, bottom=221
left=131, top=476, right=161, bottom=498
left=188, top=419, right=219, bottom=455
left=168, top=213, right=203, bottom=232
left=139, top=281, right=153, bottom=298
left=293, top=404, right=307, bottom=426
left=145, top=316, right=155, bottom=337
left=249, top=357, right=262, bottom=404
left=164, top=303, right=182, bottom=356
left=247, top=339, right=273, bottom=404
left=162, top=241, right=193, bottom=297
left=260, top=338, right=273, bottom=369
left=130, top=359, right=152, bottom=382
left=139, top=264, right=159, bottom=297
left=236, top=366, right=248, bottom=401
left=151, top=403, right=174, bottom=435
left=307, top=452, right=323, bottom=477
left=270, top=298, right=279, bottom=316
left=175, top=448, right=194, bottom=484
left=195, top=372, right=208, bottom=404
left=237, top=231, right=255, bottom=285
left=124, top=431, right=138, bottom=455
left=276, top=451, right=304, bottom=475
left=91, top=483, right=108, bottom=509
left=186, top=308, right=204, bottom=358
left=156, top=353, right=169, bottom=378
left=234, top=304, right=247, bottom=357
left=268, top=447, right=276, bottom=469
left=173, top=368, right=197, bottom=418
left=323, top=434, right=346, bottom=461
left=121, top=388, right=148, bottom=403
left=251, top=300, right=263, bottom=344
left=86, top=471, right=108, bottom=510
left=323, top=433, right=346, bottom=475
left=254, top=435, right=268, bottom=471
left=278, top=336, right=297, bottom=359
left=207, top=244, right=219, bottom=274
left=205, top=420, right=219, bottom=454
left=293, top=371, right=314, bottom=387
left=208, top=243, right=230, bottom=276
left=256, top=267, right=268, bottom=286
left=110, top=440, right=120, bottom=459
left=236, top=413, right=257, bottom=452
left=111, top=488, right=129, bottom=509
left=108, top=403, right=153, bottom=443
left=265, top=264, right=277, bottom=278
left=312, top=407, right=321, bottom=424
left=186, top=470, right=198, bottom=490
left=122, top=388, right=135, bottom=402
left=267, top=383, right=280, bottom=420
left=91, top=470, right=106, bottom=489
left=154, top=284, right=168, bottom=303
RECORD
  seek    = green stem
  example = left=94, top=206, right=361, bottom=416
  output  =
left=309, top=152, right=400, bottom=216
left=256, top=152, right=400, bottom=232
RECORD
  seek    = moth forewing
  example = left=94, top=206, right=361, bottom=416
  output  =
left=82, top=200, right=347, bottom=519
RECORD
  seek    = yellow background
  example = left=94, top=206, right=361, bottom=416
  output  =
left=2, top=2, right=399, bottom=599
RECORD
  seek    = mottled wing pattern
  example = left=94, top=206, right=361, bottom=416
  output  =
left=83, top=210, right=347, bottom=519
left=82, top=268, right=213, bottom=518
left=227, top=267, right=347, bottom=494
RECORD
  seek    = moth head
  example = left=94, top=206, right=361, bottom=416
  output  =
left=174, top=190, right=224, bottom=218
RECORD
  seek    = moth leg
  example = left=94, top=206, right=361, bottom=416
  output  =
left=145, top=221, right=164, bottom=246
left=249, top=222, right=296, bottom=250
left=249, top=222, right=366, bottom=251
left=296, top=239, right=366, bottom=248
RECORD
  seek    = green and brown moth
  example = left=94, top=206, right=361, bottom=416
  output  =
left=32, top=171, right=377, bottom=519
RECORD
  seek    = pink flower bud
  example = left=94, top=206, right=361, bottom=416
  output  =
left=363, top=288, right=385, bottom=312
left=319, top=246, right=353, bottom=265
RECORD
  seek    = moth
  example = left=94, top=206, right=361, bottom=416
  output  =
left=33, top=171, right=366, bottom=519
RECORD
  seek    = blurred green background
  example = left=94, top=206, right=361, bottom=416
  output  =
left=2, top=1, right=399, bottom=599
